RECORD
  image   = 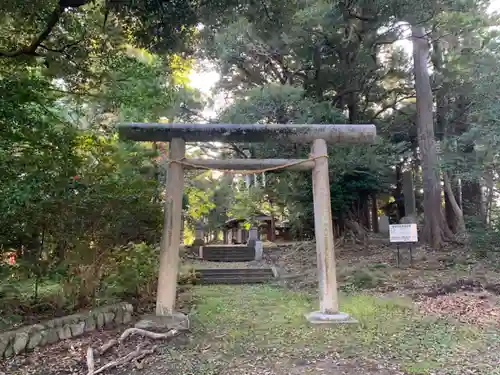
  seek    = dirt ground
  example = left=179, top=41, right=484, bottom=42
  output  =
left=3, top=239, right=500, bottom=375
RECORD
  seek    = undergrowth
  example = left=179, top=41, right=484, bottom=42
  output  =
left=0, top=242, right=197, bottom=330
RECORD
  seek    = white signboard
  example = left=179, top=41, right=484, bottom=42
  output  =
left=389, top=224, right=418, bottom=243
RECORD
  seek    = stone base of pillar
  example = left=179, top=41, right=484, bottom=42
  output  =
left=305, top=311, right=357, bottom=324
left=135, top=312, right=190, bottom=332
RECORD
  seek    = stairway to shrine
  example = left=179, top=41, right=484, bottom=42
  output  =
left=189, top=244, right=277, bottom=285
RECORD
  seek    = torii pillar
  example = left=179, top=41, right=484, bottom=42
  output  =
left=118, top=123, right=376, bottom=323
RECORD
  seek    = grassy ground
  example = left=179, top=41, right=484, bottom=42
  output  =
left=183, top=284, right=499, bottom=375
left=4, top=242, right=500, bottom=375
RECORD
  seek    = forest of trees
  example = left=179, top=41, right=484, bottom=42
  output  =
left=2, top=0, right=500, bottom=310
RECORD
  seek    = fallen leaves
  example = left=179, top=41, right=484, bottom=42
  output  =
left=0, top=326, right=183, bottom=375
left=417, top=291, right=500, bottom=327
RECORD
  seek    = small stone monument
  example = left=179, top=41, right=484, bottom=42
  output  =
left=379, top=215, right=390, bottom=234
left=192, top=222, right=204, bottom=247
left=247, top=227, right=258, bottom=248
left=192, top=222, right=204, bottom=258
left=247, top=227, right=263, bottom=260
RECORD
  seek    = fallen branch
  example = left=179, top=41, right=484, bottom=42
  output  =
left=98, top=339, right=118, bottom=355
left=119, top=327, right=179, bottom=343
left=134, top=345, right=158, bottom=364
left=86, top=328, right=181, bottom=375
left=92, top=343, right=154, bottom=375
left=86, top=347, right=94, bottom=375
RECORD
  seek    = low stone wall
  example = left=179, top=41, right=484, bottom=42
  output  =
left=0, top=302, right=133, bottom=358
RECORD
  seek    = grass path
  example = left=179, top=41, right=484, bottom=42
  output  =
left=183, top=284, right=499, bottom=375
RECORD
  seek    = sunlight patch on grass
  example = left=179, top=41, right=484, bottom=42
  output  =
left=190, top=284, right=483, bottom=373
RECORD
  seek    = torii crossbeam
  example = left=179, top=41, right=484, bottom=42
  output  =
left=118, top=123, right=376, bottom=324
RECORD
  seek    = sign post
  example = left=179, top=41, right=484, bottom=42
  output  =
left=389, top=224, right=418, bottom=267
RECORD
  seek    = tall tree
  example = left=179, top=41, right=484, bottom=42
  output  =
left=412, top=25, right=452, bottom=247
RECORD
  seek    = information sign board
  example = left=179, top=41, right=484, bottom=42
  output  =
left=389, top=224, right=418, bottom=243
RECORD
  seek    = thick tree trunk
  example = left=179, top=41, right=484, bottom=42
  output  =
left=432, top=36, right=465, bottom=235
left=412, top=26, right=452, bottom=248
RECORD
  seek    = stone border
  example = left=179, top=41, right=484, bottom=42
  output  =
left=0, top=302, right=133, bottom=358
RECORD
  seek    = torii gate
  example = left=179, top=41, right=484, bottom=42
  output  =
left=118, top=123, right=376, bottom=323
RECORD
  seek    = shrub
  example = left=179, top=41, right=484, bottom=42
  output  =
left=343, top=269, right=386, bottom=291
left=103, top=242, right=159, bottom=299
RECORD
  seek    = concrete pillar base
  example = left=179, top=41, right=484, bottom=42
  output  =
left=135, top=312, right=190, bottom=332
left=305, top=311, right=357, bottom=324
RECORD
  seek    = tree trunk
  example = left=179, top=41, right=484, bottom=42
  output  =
left=444, top=174, right=461, bottom=228
left=360, top=195, right=370, bottom=229
left=394, top=163, right=405, bottom=220
left=371, top=193, right=379, bottom=233
left=270, top=214, right=276, bottom=241
left=412, top=25, right=452, bottom=248
left=462, top=180, right=483, bottom=217
left=432, top=36, right=465, bottom=234
left=443, top=173, right=466, bottom=233
left=484, top=170, right=494, bottom=227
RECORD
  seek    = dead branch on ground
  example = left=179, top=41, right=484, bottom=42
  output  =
left=86, top=328, right=180, bottom=375
left=98, top=339, right=118, bottom=355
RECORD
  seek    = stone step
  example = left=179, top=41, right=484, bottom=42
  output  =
left=199, top=277, right=271, bottom=285
left=195, top=268, right=275, bottom=285
left=202, top=245, right=253, bottom=251
left=203, top=255, right=255, bottom=262
left=202, top=250, right=255, bottom=255
left=202, top=246, right=255, bottom=262
left=197, top=268, right=273, bottom=277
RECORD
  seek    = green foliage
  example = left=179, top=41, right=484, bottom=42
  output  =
left=104, top=242, right=159, bottom=298
left=0, top=129, right=164, bottom=307
left=0, top=2, right=200, bottom=316
left=217, top=83, right=402, bottom=233
left=184, top=175, right=217, bottom=220
left=178, top=266, right=200, bottom=286
left=220, top=84, right=346, bottom=125
left=227, top=187, right=267, bottom=222
left=0, top=70, right=79, bottom=247
left=466, top=213, right=500, bottom=259
left=0, top=0, right=232, bottom=62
